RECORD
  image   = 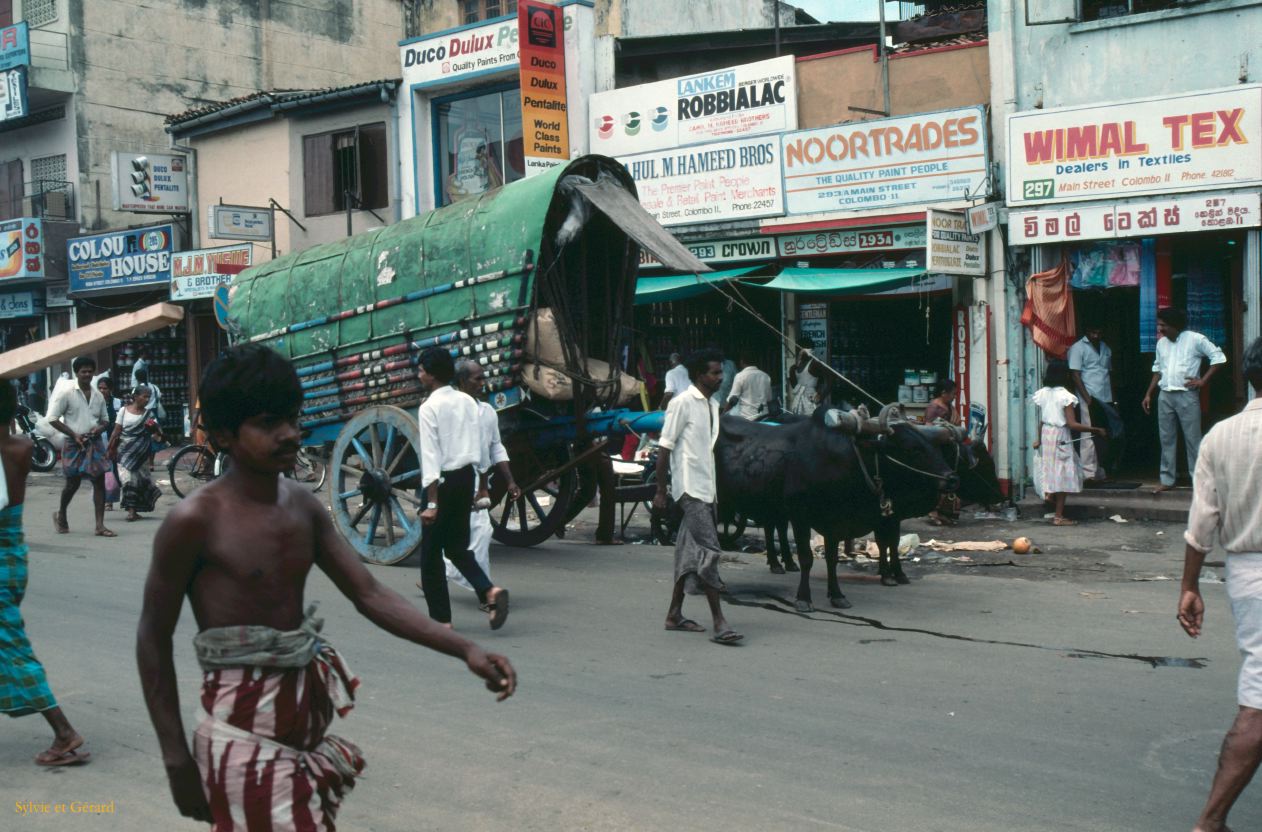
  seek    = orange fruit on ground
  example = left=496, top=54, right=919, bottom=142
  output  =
left=1012, top=537, right=1032, bottom=554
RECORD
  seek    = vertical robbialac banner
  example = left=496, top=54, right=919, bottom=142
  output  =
left=518, top=0, right=569, bottom=176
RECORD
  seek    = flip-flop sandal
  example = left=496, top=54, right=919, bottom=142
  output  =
left=665, top=619, right=705, bottom=632
left=95, top=529, right=118, bottom=537
left=1051, top=518, right=1078, bottom=526
left=52, top=512, right=68, bottom=534
left=480, top=589, right=509, bottom=630
left=35, top=748, right=91, bottom=767
left=711, top=630, right=744, bottom=645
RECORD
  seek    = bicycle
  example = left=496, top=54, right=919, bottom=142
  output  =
left=167, top=442, right=328, bottom=498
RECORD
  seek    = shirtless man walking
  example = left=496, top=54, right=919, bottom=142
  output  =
left=137, top=345, right=515, bottom=828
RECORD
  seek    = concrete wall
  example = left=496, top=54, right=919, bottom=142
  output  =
left=797, top=43, right=989, bottom=130
left=595, top=0, right=782, bottom=37
left=68, top=0, right=403, bottom=232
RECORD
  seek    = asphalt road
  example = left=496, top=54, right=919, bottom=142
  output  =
left=4, top=472, right=1259, bottom=832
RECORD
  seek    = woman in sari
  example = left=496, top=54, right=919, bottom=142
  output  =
left=106, top=385, right=164, bottom=522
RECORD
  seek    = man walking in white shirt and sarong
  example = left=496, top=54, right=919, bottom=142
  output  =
left=660, top=352, right=689, bottom=409
left=1179, top=336, right=1262, bottom=832
left=1143, top=307, right=1227, bottom=493
left=722, top=352, right=773, bottom=420
left=653, top=350, right=743, bottom=645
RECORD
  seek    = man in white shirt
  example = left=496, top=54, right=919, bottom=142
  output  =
left=447, top=360, right=522, bottom=592
left=1068, top=323, right=1124, bottom=481
left=417, top=347, right=508, bottom=629
left=47, top=356, right=113, bottom=537
left=1179, top=336, right=1262, bottom=832
left=653, top=350, right=742, bottom=645
left=130, top=346, right=150, bottom=391
left=1142, top=307, right=1227, bottom=493
left=722, top=352, right=772, bottom=420
left=660, top=352, right=689, bottom=409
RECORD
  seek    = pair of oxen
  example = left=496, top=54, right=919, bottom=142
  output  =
left=714, top=404, right=1004, bottom=611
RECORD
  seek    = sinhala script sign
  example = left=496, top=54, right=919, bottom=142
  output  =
left=1006, top=84, right=1262, bottom=205
left=170, top=244, right=253, bottom=301
left=781, top=106, right=988, bottom=215
left=590, top=56, right=797, bottom=157
left=620, top=137, right=783, bottom=227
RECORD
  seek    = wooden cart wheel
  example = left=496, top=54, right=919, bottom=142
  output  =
left=330, top=406, right=423, bottom=565
left=491, top=467, right=578, bottom=548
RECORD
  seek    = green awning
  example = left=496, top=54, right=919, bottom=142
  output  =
left=751, top=267, right=928, bottom=296
left=634, top=265, right=766, bottom=305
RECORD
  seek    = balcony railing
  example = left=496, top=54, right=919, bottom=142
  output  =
left=0, top=179, right=75, bottom=221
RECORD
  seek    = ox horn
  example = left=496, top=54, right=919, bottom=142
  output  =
left=877, top=403, right=901, bottom=435
left=823, top=408, right=863, bottom=435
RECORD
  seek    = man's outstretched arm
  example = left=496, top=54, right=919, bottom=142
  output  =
left=309, top=491, right=516, bottom=700
left=136, top=503, right=212, bottom=823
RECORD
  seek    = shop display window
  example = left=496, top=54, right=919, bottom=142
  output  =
left=433, top=86, right=524, bottom=207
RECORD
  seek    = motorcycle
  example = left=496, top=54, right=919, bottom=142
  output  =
left=16, top=404, right=58, bottom=472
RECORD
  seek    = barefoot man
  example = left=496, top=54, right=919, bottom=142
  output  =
left=137, top=345, right=516, bottom=828
left=0, top=381, right=91, bottom=767
left=1179, top=335, right=1262, bottom=832
left=654, top=349, right=743, bottom=645
left=47, top=356, right=114, bottom=537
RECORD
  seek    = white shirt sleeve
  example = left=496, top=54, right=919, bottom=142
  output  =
left=46, top=388, right=68, bottom=423
left=728, top=370, right=746, bottom=403
left=657, top=396, right=685, bottom=451
left=418, top=402, right=443, bottom=490
left=1185, top=432, right=1220, bottom=554
left=665, top=366, right=689, bottom=395
left=1198, top=333, right=1228, bottom=366
left=1152, top=339, right=1165, bottom=375
left=484, top=406, right=509, bottom=466
left=1067, top=342, right=1084, bottom=372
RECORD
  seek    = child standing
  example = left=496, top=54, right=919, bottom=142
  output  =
left=1032, top=360, right=1105, bottom=526
left=137, top=345, right=515, bottom=828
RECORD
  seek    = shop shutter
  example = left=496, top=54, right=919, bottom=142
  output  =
left=357, top=123, right=388, bottom=210
left=0, top=159, right=23, bottom=221
left=303, top=133, right=335, bottom=216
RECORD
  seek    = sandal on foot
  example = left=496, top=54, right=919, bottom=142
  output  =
left=479, top=589, right=509, bottom=630
left=95, top=528, right=118, bottom=537
left=1051, top=517, right=1077, bottom=526
left=665, top=618, right=705, bottom=633
left=35, top=748, right=91, bottom=767
left=52, top=512, right=68, bottom=534
left=710, top=630, right=744, bottom=645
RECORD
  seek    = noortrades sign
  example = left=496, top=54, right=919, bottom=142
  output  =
left=590, top=56, right=797, bottom=157
left=1009, top=192, right=1262, bottom=243
left=112, top=152, right=190, bottom=213
left=0, top=22, right=30, bottom=71
left=0, top=218, right=43, bottom=281
left=781, top=106, right=988, bottom=215
left=777, top=223, right=927, bottom=258
left=1006, top=85, right=1262, bottom=206
left=170, top=244, right=253, bottom=301
left=518, top=0, right=569, bottom=175
left=67, top=225, right=174, bottom=294
left=926, top=209, right=984, bottom=276
left=620, top=137, right=783, bottom=227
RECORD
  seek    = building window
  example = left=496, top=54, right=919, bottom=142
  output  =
left=1081, top=0, right=1181, bottom=20
left=433, top=86, right=523, bottom=207
left=24, top=0, right=57, bottom=27
left=462, top=0, right=517, bottom=25
left=29, top=153, right=65, bottom=187
left=302, top=123, right=389, bottom=217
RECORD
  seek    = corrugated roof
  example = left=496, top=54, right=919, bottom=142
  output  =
left=165, top=79, right=400, bottom=126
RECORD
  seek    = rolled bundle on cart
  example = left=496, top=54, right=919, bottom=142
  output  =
left=224, top=155, right=707, bottom=563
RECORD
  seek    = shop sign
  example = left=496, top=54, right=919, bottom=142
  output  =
left=170, top=244, right=253, bottom=302
left=67, top=224, right=174, bottom=295
left=518, top=1, right=569, bottom=175
left=799, top=303, right=828, bottom=353
left=111, top=152, right=189, bottom=213
left=0, top=22, right=30, bottom=71
left=0, top=218, right=43, bottom=281
left=590, top=56, right=797, bottom=157
left=620, top=136, right=783, bottom=227
left=0, top=65, right=28, bottom=122
left=926, top=209, right=984, bottom=276
left=209, top=204, right=273, bottom=241
left=966, top=202, right=999, bottom=234
left=777, top=223, right=927, bottom=258
left=639, top=235, right=773, bottom=268
left=952, top=305, right=970, bottom=425
left=1007, top=85, right=1262, bottom=206
left=781, top=106, right=988, bottom=215
left=45, top=283, right=71, bottom=307
left=1009, top=192, right=1262, bottom=243
left=0, top=289, right=41, bottom=319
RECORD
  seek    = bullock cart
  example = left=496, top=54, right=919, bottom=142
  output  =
left=224, top=156, right=703, bottom=564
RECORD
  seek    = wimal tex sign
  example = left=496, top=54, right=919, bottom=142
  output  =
left=620, top=136, right=783, bottom=227
left=518, top=0, right=569, bottom=175
left=781, top=106, right=989, bottom=215
left=590, top=56, right=797, bottom=158
left=67, top=225, right=174, bottom=294
left=170, top=244, right=252, bottom=301
left=1007, top=84, right=1262, bottom=206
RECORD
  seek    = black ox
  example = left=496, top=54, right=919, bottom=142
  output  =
left=716, top=404, right=962, bottom=611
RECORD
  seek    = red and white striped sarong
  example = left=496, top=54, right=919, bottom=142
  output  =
left=192, top=611, right=364, bottom=831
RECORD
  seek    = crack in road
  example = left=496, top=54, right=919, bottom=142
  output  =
left=722, top=591, right=1207, bottom=669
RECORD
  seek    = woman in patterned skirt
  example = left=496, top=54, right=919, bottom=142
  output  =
left=1031, top=360, right=1105, bottom=526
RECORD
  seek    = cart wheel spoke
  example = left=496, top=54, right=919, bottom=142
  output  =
left=499, top=499, right=515, bottom=529
left=386, top=442, right=409, bottom=476
left=383, top=500, right=396, bottom=546
left=526, top=492, right=546, bottom=518
left=341, top=463, right=365, bottom=478
left=337, top=488, right=362, bottom=501
left=349, top=500, right=371, bottom=529
left=364, top=504, right=381, bottom=545
left=517, top=498, right=529, bottom=532
left=392, top=488, right=422, bottom=507
left=393, top=468, right=420, bottom=484
left=350, top=437, right=371, bottom=466
left=369, top=423, right=382, bottom=467
left=391, top=497, right=414, bottom=534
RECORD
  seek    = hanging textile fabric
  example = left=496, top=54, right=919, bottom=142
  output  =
left=1021, top=257, right=1077, bottom=358
left=1139, top=238, right=1157, bottom=352
left=1187, top=263, right=1226, bottom=346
